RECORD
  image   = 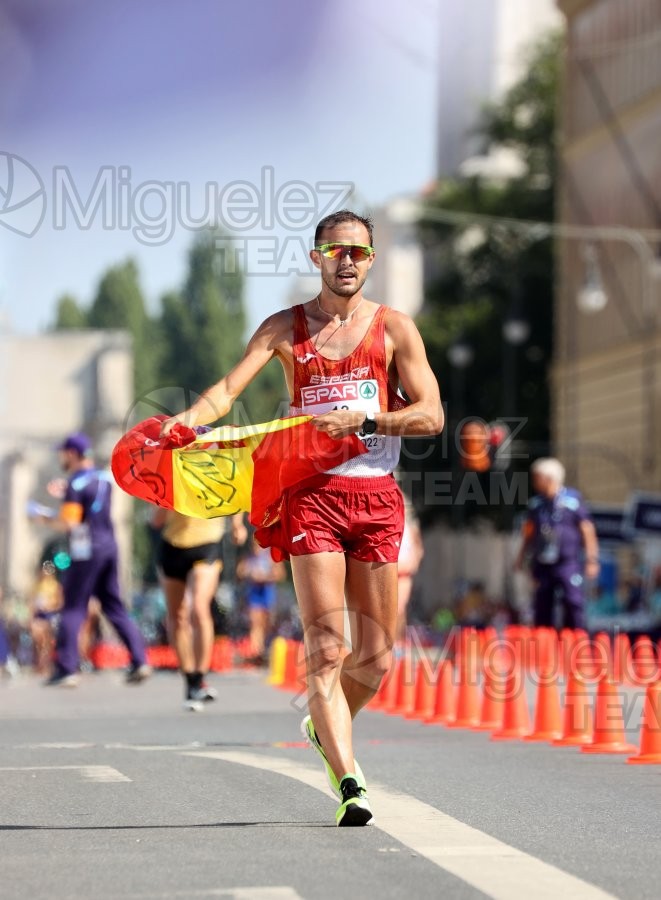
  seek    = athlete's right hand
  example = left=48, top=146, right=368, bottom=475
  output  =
left=159, top=412, right=197, bottom=438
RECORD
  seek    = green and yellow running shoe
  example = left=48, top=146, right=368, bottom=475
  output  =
left=336, top=775, right=374, bottom=827
left=301, top=715, right=366, bottom=798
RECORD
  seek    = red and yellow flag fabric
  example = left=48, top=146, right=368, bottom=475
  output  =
left=111, top=415, right=366, bottom=533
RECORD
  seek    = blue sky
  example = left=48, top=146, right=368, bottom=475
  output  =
left=0, top=0, right=440, bottom=334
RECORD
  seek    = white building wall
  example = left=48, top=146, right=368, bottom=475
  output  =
left=437, top=0, right=563, bottom=175
left=0, top=330, right=133, bottom=600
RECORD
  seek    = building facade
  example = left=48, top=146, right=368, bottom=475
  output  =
left=0, top=329, right=134, bottom=601
left=437, top=0, right=562, bottom=175
left=553, top=0, right=661, bottom=503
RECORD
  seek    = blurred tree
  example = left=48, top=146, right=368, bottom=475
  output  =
left=48, top=232, right=287, bottom=581
left=52, top=293, right=87, bottom=329
left=157, top=230, right=285, bottom=424
left=408, top=32, right=561, bottom=524
left=87, top=259, right=156, bottom=398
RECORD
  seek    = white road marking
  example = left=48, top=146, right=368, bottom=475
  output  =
left=183, top=750, right=616, bottom=900
left=124, top=889, right=302, bottom=900
left=0, top=765, right=131, bottom=782
left=16, top=742, right=95, bottom=750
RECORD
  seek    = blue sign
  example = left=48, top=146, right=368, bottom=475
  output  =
left=588, top=505, right=630, bottom=544
left=625, top=493, right=661, bottom=537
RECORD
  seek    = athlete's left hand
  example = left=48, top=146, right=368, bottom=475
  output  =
left=312, top=410, right=366, bottom=439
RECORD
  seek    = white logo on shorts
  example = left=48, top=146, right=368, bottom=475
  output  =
left=292, top=532, right=307, bottom=543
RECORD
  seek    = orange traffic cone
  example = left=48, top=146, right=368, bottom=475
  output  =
left=559, top=628, right=575, bottom=677
left=491, top=666, right=531, bottom=740
left=633, top=636, right=660, bottom=685
left=381, top=657, right=404, bottom=714
left=613, top=633, right=634, bottom=685
left=503, top=625, right=529, bottom=672
left=530, top=627, right=559, bottom=677
left=581, top=674, right=636, bottom=754
left=552, top=669, right=594, bottom=746
left=571, top=632, right=600, bottom=680
left=455, top=627, right=479, bottom=672
left=593, top=632, right=612, bottom=678
left=477, top=626, right=497, bottom=665
left=473, top=653, right=506, bottom=731
left=424, top=659, right=456, bottom=726
left=277, top=640, right=299, bottom=691
left=406, top=660, right=436, bottom=720
left=627, top=681, right=661, bottom=764
left=524, top=669, right=563, bottom=741
left=446, top=642, right=480, bottom=729
left=387, top=657, right=417, bottom=716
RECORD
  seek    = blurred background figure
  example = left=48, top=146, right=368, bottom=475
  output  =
left=30, top=433, right=151, bottom=687
left=28, top=561, right=63, bottom=675
left=236, top=535, right=286, bottom=664
left=0, top=610, right=9, bottom=675
left=455, top=580, right=491, bottom=629
left=152, top=508, right=247, bottom=710
left=395, top=502, right=424, bottom=645
left=515, top=458, right=600, bottom=630
left=78, top=598, right=102, bottom=672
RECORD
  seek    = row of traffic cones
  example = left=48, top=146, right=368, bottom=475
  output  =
left=265, top=631, right=661, bottom=764
left=367, top=646, right=661, bottom=764
left=458, top=625, right=661, bottom=685
left=91, top=637, right=235, bottom=672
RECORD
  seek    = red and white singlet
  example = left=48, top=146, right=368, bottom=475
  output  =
left=290, top=303, right=405, bottom=477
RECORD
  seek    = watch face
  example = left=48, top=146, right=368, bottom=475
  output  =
left=362, top=417, right=377, bottom=435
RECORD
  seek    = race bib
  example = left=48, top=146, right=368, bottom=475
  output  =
left=300, top=379, right=384, bottom=453
left=70, top=523, right=92, bottom=561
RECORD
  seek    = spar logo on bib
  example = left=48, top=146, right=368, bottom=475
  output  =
left=301, top=383, right=361, bottom=406
left=301, top=379, right=379, bottom=408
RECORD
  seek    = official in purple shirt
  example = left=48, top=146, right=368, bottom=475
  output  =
left=515, top=458, right=600, bottom=630
left=36, top=433, right=150, bottom=687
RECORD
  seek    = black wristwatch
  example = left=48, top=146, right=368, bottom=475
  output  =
left=360, top=415, right=378, bottom=436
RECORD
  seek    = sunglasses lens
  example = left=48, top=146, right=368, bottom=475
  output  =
left=320, top=244, right=372, bottom=261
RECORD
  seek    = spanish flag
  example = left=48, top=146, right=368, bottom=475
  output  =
left=111, top=415, right=366, bottom=546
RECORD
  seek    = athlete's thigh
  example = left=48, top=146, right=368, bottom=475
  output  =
left=187, top=561, right=221, bottom=613
left=345, top=558, right=398, bottom=660
left=290, top=552, right=347, bottom=651
left=160, top=575, right=187, bottom=618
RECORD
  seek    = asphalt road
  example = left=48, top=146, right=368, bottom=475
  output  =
left=1, top=668, right=659, bottom=900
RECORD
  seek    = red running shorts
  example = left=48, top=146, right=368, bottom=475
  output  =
left=281, top=474, right=405, bottom=563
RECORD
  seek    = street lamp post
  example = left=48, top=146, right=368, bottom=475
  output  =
left=447, top=340, right=474, bottom=582
left=502, top=309, right=531, bottom=420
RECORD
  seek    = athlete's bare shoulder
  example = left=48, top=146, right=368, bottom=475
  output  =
left=249, top=308, right=295, bottom=352
left=382, top=306, right=422, bottom=347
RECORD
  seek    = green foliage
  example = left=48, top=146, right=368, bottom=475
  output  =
left=410, top=32, right=562, bottom=524
left=156, top=230, right=286, bottom=424
left=48, top=230, right=286, bottom=577
left=52, top=294, right=87, bottom=329
left=87, top=259, right=156, bottom=397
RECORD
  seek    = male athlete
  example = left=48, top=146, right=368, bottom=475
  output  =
left=161, top=210, right=443, bottom=825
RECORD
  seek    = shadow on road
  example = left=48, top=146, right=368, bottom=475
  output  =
left=0, top=821, right=334, bottom=830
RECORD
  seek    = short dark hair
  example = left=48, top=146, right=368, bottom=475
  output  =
left=315, top=209, right=374, bottom=246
